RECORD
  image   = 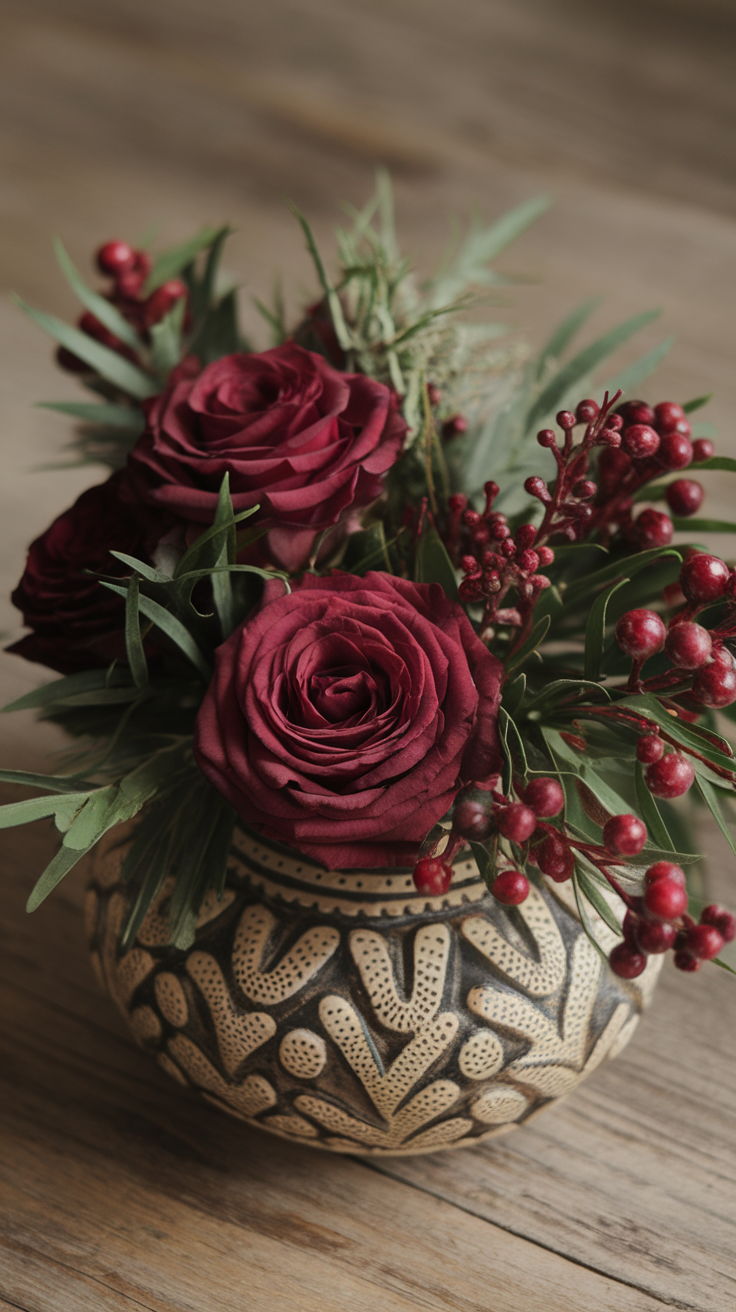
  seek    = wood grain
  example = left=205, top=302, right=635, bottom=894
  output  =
left=1, top=1, right=736, bottom=1308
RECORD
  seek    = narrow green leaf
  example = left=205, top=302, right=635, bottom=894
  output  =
left=144, top=227, right=222, bottom=294
left=53, top=239, right=144, bottom=350
left=525, top=309, right=660, bottom=435
left=190, top=226, right=232, bottom=318
left=504, top=614, right=551, bottom=675
left=189, top=289, right=241, bottom=363
left=714, top=958, right=736, bottom=977
left=584, top=577, right=629, bottom=681
left=415, top=526, right=459, bottom=599
left=16, top=299, right=156, bottom=396
left=173, top=505, right=260, bottom=579
left=212, top=474, right=236, bottom=640
left=683, top=394, right=712, bottom=414
left=37, top=401, right=145, bottom=432
left=0, top=792, right=89, bottom=830
left=2, top=668, right=134, bottom=713
left=149, top=297, right=185, bottom=378
left=468, top=838, right=497, bottom=890
left=26, top=843, right=90, bottom=912
left=575, top=864, right=623, bottom=936
left=499, top=707, right=529, bottom=784
left=125, top=576, right=148, bottom=689
left=671, top=517, right=736, bottom=534
left=16, top=297, right=157, bottom=399
left=571, top=867, right=610, bottom=963
left=342, top=523, right=392, bottom=574
left=535, top=297, right=601, bottom=380
left=502, top=673, right=526, bottom=719
left=430, top=195, right=551, bottom=308
left=0, top=769, right=95, bottom=792
left=287, top=201, right=353, bottom=351
left=690, top=457, right=736, bottom=473
left=603, top=337, right=674, bottom=398
left=564, top=547, right=681, bottom=607
left=100, top=582, right=212, bottom=679
left=615, top=694, right=736, bottom=774
left=694, top=776, right=736, bottom=858
left=634, top=762, right=674, bottom=851
left=108, top=552, right=172, bottom=584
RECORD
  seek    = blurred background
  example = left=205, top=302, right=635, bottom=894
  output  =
left=1, top=0, right=735, bottom=759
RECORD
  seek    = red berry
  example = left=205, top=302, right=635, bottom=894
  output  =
left=516, top=549, right=540, bottom=573
left=674, top=950, right=702, bottom=971
left=666, top=479, right=704, bottom=517
left=575, top=399, right=600, bottom=423
left=55, top=345, right=89, bottom=372
left=572, top=479, right=597, bottom=500
left=636, top=734, right=664, bottom=764
left=524, top=476, right=551, bottom=502
left=515, top=524, right=537, bottom=549
left=536, top=833, right=573, bottom=882
left=664, top=621, right=712, bottom=670
left=654, top=401, right=685, bottom=432
left=492, top=870, right=530, bottom=905
left=679, top=554, right=730, bottom=604
left=615, top=609, right=666, bottom=659
left=609, top=942, right=647, bottom=978
left=633, top=509, right=673, bottom=549
left=635, top=919, right=677, bottom=954
left=496, top=803, right=537, bottom=844
left=622, top=424, right=660, bottom=460
left=644, top=753, right=695, bottom=799
left=115, top=270, right=145, bottom=298
left=617, top=400, right=656, bottom=427
left=144, top=279, right=188, bottom=328
left=442, top=414, right=468, bottom=440
left=597, top=447, right=632, bottom=494
left=78, top=311, right=118, bottom=346
left=701, top=904, right=736, bottom=943
left=413, top=857, right=453, bottom=896
left=691, top=660, right=736, bottom=708
left=657, top=432, right=693, bottom=470
left=537, top=429, right=558, bottom=448
left=96, top=240, right=136, bottom=275
left=602, top=813, right=647, bottom=857
left=537, top=546, right=555, bottom=566
left=683, top=923, right=724, bottom=961
left=427, top=383, right=442, bottom=405
left=644, top=861, right=686, bottom=888
left=454, top=798, right=493, bottom=841
left=523, top=777, right=564, bottom=817
left=692, top=438, right=714, bottom=463
left=556, top=410, right=576, bottom=430
left=643, top=876, right=688, bottom=921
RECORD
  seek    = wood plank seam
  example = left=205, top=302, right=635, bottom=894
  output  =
left=356, top=1161, right=693, bottom=1311
left=1, top=1239, right=159, bottom=1312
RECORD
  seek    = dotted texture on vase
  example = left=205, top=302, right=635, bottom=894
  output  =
left=87, top=824, right=661, bottom=1156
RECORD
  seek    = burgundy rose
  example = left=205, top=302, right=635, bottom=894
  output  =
left=8, top=472, right=150, bottom=675
left=125, top=344, right=407, bottom=572
left=194, top=571, right=503, bottom=868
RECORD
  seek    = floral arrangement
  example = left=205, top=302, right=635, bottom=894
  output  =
left=5, top=179, right=736, bottom=988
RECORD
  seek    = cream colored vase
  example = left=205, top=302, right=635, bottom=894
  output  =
left=87, top=824, right=662, bottom=1156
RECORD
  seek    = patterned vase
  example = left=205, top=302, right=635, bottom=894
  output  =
left=86, top=823, right=662, bottom=1156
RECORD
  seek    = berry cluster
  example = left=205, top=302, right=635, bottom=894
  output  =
left=611, top=862, right=736, bottom=979
left=58, top=240, right=189, bottom=374
left=614, top=550, right=736, bottom=715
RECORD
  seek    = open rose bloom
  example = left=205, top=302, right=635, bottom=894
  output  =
left=5, top=201, right=736, bottom=987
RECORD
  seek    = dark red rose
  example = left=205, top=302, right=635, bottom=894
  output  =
left=125, top=344, right=407, bottom=572
left=194, top=571, right=503, bottom=868
left=8, top=472, right=150, bottom=675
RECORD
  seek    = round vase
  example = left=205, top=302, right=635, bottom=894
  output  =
left=86, top=824, right=662, bottom=1156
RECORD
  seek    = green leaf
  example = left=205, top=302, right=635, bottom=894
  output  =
left=683, top=394, right=712, bottom=414
left=173, top=505, right=260, bottom=579
left=149, top=297, right=186, bottom=378
left=415, top=526, right=459, bottom=599
left=144, top=227, right=222, bottom=294
left=499, top=706, right=529, bottom=786
left=571, top=867, right=611, bottom=963
left=634, top=762, right=674, bottom=851
left=671, top=517, right=736, bottom=534
left=504, top=614, right=551, bottom=675
left=583, top=577, right=630, bottom=681
left=287, top=202, right=353, bottom=352
left=564, top=547, right=681, bottom=608
left=54, top=239, right=144, bottom=350
left=535, top=297, right=601, bottom=380
left=108, top=552, right=172, bottom=584
left=525, top=309, right=660, bottom=435
left=714, top=958, right=736, bottom=977
left=690, top=457, right=736, bottom=473
left=211, top=474, right=236, bottom=640
left=100, top=582, right=212, bottom=679
left=575, top=863, right=623, bottom=936
left=603, top=337, right=674, bottom=398
left=15, top=297, right=157, bottom=399
left=342, top=523, right=392, bottom=575
left=37, top=401, right=145, bottom=433
left=614, top=694, right=736, bottom=774
left=430, top=195, right=551, bottom=308
left=502, top=673, right=526, bottom=719
left=0, top=769, right=95, bottom=792
left=189, top=290, right=241, bottom=364
left=694, top=776, right=736, bottom=858
left=2, top=668, right=134, bottom=713
left=189, top=226, right=232, bottom=319
left=124, top=576, right=148, bottom=689
left=0, top=792, right=89, bottom=831
left=524, top=677, right=611, bottom=713
left=468, top=837, right=497, bottom=890
left=26, top=843, right=91, bottom=912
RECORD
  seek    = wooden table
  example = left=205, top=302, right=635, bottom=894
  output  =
left=1, top=2, right=735, bottom=1308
